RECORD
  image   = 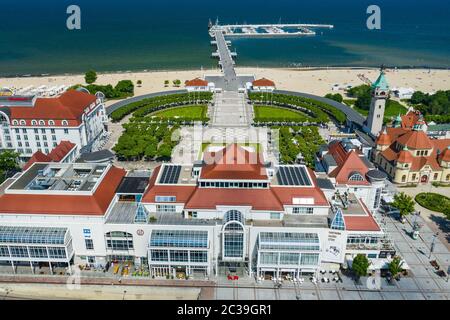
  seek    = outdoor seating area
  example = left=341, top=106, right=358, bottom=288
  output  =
left=1, top=85, right=70, bottom=97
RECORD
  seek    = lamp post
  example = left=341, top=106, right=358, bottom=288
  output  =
left=429, top=232, right=439, bottom=259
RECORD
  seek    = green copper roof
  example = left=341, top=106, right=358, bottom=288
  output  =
left=371, top=70, right=389, bottom=91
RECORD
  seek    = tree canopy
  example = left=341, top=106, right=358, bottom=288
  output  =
left=0, top=150, right=20, bottom=183
left=392, top=192, right=415, bottom=217
left=324, top=93, right=343, bottom=103
left=352, top=254, right=370, bottom=278
left=388, top=256, right=404, bottom=279
left=84, top=70, right=97, bottom=84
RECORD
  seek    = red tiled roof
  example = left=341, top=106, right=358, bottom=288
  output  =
left=401, top=110, right=421, bottom=129
left=48, top=140, right=76, bottom=162
left=252, top=78, right=275, bottom=87
left=439, top=148, right=450, bottom=162
left=8, top=90, right=97, bottom=126
left=185, top=78, right=208, bottom=87
left=185, top=188, right=284, bottom=211
left=397, top=149, right=414, bottom=163
left=343, top=200, right=381, bottom=232
left=376, top=132, right=391, bottom=145
left=23, top=151, right=52, bottom=171
left=396, top=130, right=433, bottom=149
left=201, top=144, right=268, bottom=180
left=0, top=166, right=126, bottom=216
left=329, top=151, right=370, bottom=185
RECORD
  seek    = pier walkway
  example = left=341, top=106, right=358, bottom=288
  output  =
left=213, top=30, right=239, bottom=91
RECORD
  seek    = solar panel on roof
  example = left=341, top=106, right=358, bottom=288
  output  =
left=159, top=165, right=182, bottom=184
left=276, top=166, right=311, bottom=186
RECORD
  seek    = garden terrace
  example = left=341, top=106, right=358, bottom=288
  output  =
left=249, top=92, right=346, bottom=125
left=110, top=92, right=213, bottom=122
left=148, top=105, right=209, bottom=124
left=253, top=105, right=315, bottom=124
left=415, top=193, right=450, bottom=216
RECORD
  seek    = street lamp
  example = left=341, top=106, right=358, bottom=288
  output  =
left=429, top=232, right=439, bottom=259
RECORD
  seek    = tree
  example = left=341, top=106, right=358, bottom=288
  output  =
left=352, top=254, right=370, bottom=280
left=137, top=80, right=142, bottom=87
left=157, top=143, right=172, bottom=160
left=114, top=80, right=134, bottom=95
left=164, top=80, right=169, bottom=87
left=84, top=70, right=97, bottom=84
left=325, top=93, right=343, bottom=103
left=443, top=207, right=450, bottom=220
left=173, top=79, right=181, bottom=87
left=388, top=256, right=404, bottom=280
left=392, top=192, right=415, bottom=219
left=0, top=150, right=20, bottom=183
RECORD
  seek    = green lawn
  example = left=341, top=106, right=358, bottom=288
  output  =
left=151, top=105, right=207, bottom=119
left=254, top=105, right=311, bottom=121
left=415, top=193, right=450, bottom=215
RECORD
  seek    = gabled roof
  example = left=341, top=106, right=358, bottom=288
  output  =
left=397, top=148, right=414, bottom=163
left=0, top=166, right=126, bottom=216
left=376, top=130, right=391, bottom=145
left=7, top=90, right=97, bottom=125
left=23, top=151, right=52, bottom=171
left=185, top=78, right=208, bottom=87
left=200, top=144, right=268, bottom=180
left=438, top=147, right=450, bottom=162
left=252, top=78, right=275, bottom=87
left=48, top=140, right=76, bottom=162
left=401, top=110, right=422, bottom=129
left=328, top=150, right=370, bottom=185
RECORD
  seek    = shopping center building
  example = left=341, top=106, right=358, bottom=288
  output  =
left=0, top=144, right=394, bottom=279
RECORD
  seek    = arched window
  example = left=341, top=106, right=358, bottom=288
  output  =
left=222, top=210, right=245, bottom=260
left=38, top=120, right=45, bottom=126
left=20, top=120, right=26, bottom=125
left=401, top=175, right=406, bottom=182
left=61, top=120, right=68, bottom=126
left=446, top=174, right=450, bottom=181
left=31, top=120, right=37, bottom=126
left=12, top=120, right=19, bottom=125
left=348, top=171, right=364, bottom=182
left=48, top=120, right=55, bottom=126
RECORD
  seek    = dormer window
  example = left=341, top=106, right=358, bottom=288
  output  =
left=19, top=120, right=26, bottom=125
left=38, top=120, right=45, bottom=126
left=48, top=120, right=55, bottom=126
left=348, top=172, right=364, bottom=182
left=61, top=120, right=68, bottom=126
left=12, top=120, right=18, bottom=125
left=31, top=120, right=37, bottom=126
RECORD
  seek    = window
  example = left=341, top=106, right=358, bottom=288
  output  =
left=0, top=246, right=10, bottom=257
left=14, top=128, right=19, bottom=133
left=31, top=120, right=37, bottom=126
left=292, top=207, right=313, bottom=214
left=10, top=246, right=29, bottom=257
left=280, top=252, right=299, bottom=265
left=155, top=195, right=176, bottom=202
left=190, top=251, right=207, bottom=263
left=12, top=120, right=18, bottom=125
left=34, top=129, right=38, bottom=134
left=156, top=204, right=176, bottom=213
left=53, top=142, right=57, bottom=147
left=151, top=249, right=168, bottom=261
left=433, top=173, right=438, bottom=180
left=106, top=239, right=133, bottom=250
left=29, top=247, right=48, bottom=258
left=300, top=253, right=319, bottom=265
left=270, top=212, right=280, bottom=220
left=41, top=128, right=45, bottom=134
left=169, top=250, right=188, bottom=262
left=62, top=120, right=68, bottom=126
left=22, top=129, right=27, bottom=133
left=447, top=174, right=450, bottom=181
left=35, top=135, right=40, bottom=141
left=348, top=172, right=364, bottom=181
left=52, top=135, right=56, bottom=141
left=401, top=175, right=406, bottom=182
left=64, top=129, right=69, bottom=134
left=36, top=142, right=41, bottom=147
left=260, top=252, right=278, bottom=265
left=38, top=120, right=45, bottom=126
left=24, top=135, right=28, bottom=141
left=85, top=239, right=94, bottom=250
left=48, top=120, right=55, bottom=126
left=412, top=174, right=416, bottom=180
left=48, top=247, right=66, bottom=259
left=50, top=129, right=55, bottom=134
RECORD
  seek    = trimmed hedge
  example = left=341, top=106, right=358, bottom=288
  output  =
left=110, top=92, right=213, bottom=122
left=415, top=192, right=450, bottom=213
left=248, top=92, right=346, bottom=124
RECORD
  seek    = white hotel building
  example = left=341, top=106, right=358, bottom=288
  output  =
left=0, top=144, right=395, bottom=279
left=0, top=90, right=107, bottom=162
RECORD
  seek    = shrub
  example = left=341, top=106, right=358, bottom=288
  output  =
left=415, top=193, right=450, bottom=214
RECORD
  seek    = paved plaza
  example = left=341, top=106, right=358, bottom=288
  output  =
left=212, top=211, right=449, bottom=300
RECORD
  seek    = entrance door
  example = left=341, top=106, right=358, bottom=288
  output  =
left=421, top=175, right=428, bottom=183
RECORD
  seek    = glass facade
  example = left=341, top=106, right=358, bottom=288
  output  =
left=330, top=208, right=346, bottom=230
left=0, top=226, right=67, bottom=245
left=150, top=230, right=208, bottom=248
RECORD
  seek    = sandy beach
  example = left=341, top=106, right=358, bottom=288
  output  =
left=1, top=67, right=449, bottom=107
